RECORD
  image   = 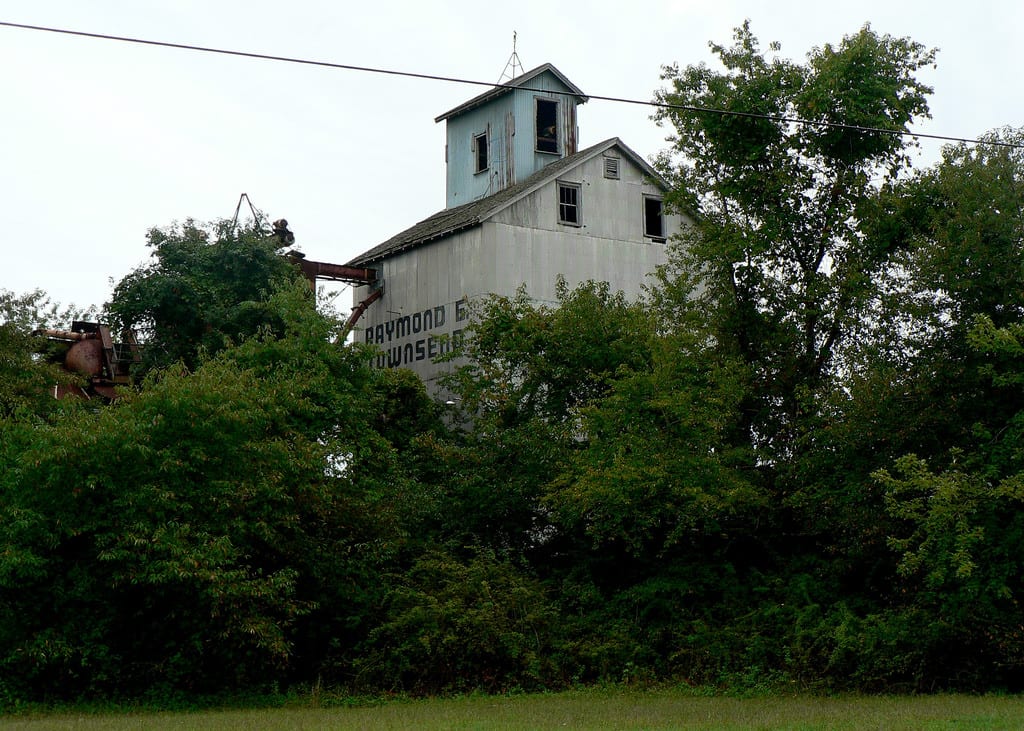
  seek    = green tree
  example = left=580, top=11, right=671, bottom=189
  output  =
left=1, top=360, right=309, bottom=697
left=0, top=284, right=413, bottom=700
left=0, top=290, right=80, bottom=419
left=900, top=129, right=1024, bottom=331
left=647, top=23, right=980, bottom=687
left=781, top=133, right=1024, bottom=690
left=542, top=322, right=767, bottom=683
left=107, top=219, right=305, bottom=374
left=446, top=279, right=653, bottom=426
left=870, top=316, right=1024, bottom=688
left=432, top=280, right=653, bottom=556
left=427, top=279, right=769, bottom=684
left=797, top=130, right=1024, bottom=565
left=856, top=129, right=1024, bottom=470
left=654, top=22, right=935, bottom=463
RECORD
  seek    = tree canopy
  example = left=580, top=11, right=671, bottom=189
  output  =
left=107, top=219, right=307, bottom=374
left=654, top=22, right=935, bottom=463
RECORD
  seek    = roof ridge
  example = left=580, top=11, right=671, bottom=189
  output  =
left=346, top=138, right=641, bottom=267
left=434, top=62, right=587, bottom=123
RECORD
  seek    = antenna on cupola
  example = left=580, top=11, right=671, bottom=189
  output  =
left=497, top=31, right=524, bottom=83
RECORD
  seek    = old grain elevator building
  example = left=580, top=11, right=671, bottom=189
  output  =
left=347, top=63, right=689, bottom=387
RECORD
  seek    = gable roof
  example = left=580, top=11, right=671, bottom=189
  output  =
left=347, top=138, right=669, bottom=267
left=434, top=63, right=588, bottom=123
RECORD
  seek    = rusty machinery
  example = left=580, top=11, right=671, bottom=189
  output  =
left=285, top=252, right=382, bottom=335
left=232, top=197, right=383, bottom=333
left=228, top=196, right=383, bottom=330
left=35, top=250, right=379, bottom=401
left=36, top=321, right=142, bottom=400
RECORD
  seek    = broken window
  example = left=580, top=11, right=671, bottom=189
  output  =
left=473, top=132, right=488, bottom=173
left=558, top=182, right=580, bottom=225
left=644, top=195, right=665, bottom=241
left=536, top=98, right=559, bottom=154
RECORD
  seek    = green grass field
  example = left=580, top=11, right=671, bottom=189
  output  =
left=5, top=688, right=1024, bottom=730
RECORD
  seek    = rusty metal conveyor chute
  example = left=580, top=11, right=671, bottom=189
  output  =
left=287, top=254, right=382, bottom=336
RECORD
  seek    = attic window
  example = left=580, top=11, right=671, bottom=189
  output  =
left=536, top=98, right=559, bottom=154
left=603, top=156, right=620, bottom=180
left=473, top=132, right=489, bottom=174
left=644, top=195, right=665, bottom=241
left=558, top=182, right=581, bottom=226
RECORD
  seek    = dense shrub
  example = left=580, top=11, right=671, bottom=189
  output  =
left=354, top=549, right=562, bottom=694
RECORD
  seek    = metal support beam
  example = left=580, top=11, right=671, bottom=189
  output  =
left=293, top=257, right=377, bottom=285
left=337, top=287, right=384, bottom=343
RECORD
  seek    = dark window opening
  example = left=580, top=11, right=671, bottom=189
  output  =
left=558, top=182, right=580, bottom=225
left=644, top=196, right=665, bottom=240
left=473, top=132, right=488, bottom=173
left=536, top=99, right=558, bottom=154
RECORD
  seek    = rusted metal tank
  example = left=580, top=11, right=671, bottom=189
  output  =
left=64, top=337, right=106, bottom=378
left=36, top=321, right=141, bottom=400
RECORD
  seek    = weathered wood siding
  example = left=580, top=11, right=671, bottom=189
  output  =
left=353, top=152, right=687, bottom=388
left=443, top=70, right=581, bottom=208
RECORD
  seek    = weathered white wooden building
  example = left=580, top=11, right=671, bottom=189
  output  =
left=347, top=63, right=688, bottom=386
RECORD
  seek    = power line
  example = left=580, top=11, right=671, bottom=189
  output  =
left=1, top=19, right=1021, bottom=151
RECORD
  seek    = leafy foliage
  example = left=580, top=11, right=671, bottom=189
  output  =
left=355, top=549, right=560, bottom=694
left=0, top=290, right=94, bottom=419
left=426, top=281, right=652, bottom=556
left=107, top=219, right=305, bottom=373
left=0, top=263, right=415, bottom=701
left=654, top=22, right=935, bottom=461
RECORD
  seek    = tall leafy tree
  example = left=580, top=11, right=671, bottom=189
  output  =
left=433, top=280, right=654, bottom=556
left=654, top=22, right=935, bottom=464
left=542, top=319, right=766, bottom=681
left=646, top=24, right=951, bottom=686
left=764, top=131, right=1024, bottom=689
left=903, top=129, right=1024, bottom=331
left=858, top=129, right=1024, bottom=470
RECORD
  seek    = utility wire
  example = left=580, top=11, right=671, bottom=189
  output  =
left=1, top=19, right=1021, bottom=151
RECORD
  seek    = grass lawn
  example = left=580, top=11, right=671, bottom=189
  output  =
left=4, top=688, right=1024, bottom=730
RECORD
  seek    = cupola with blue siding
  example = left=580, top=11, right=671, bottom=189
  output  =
left=435, top=63, right=588, bottom=209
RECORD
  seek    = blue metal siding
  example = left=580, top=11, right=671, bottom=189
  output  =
left=443, top=70, right=580, bottom=208
left=444, top=95, right=514, bottom=208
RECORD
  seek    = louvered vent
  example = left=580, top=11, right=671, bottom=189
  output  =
left=603, top=156, right=620, bottom=180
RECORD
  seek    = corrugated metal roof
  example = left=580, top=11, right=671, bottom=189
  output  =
left=347, top=138, right=669, bottom=266
left=434, top=62, right=588, bottom=123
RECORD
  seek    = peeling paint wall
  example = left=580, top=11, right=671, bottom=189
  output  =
left=443, top=70, right=583, bottom=208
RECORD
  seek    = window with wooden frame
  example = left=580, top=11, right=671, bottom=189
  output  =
left=473, top=132, right=489, bottom=174
left=643, top=195, right=665, bottom=241
left=536, top=98, right=559, bottom=154
left=558, top=182, right=581, bottom=226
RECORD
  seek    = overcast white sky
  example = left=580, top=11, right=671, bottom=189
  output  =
left=2, top=1, right=1021, bottom=312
